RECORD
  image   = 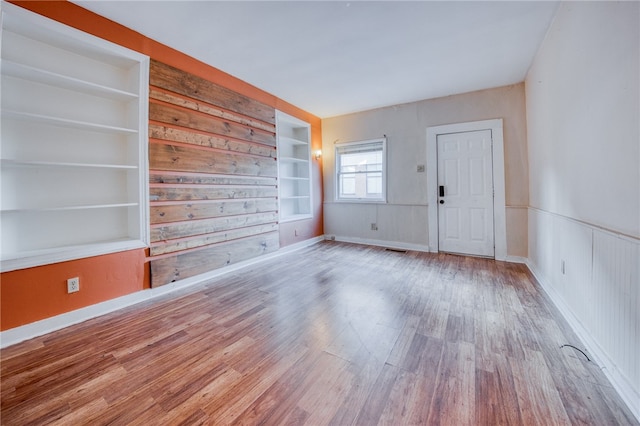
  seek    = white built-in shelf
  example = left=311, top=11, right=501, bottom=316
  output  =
left=279, top=136, right=308, bottom=146
left=276, top=111, right=312, bottom=222
left=279, top=156, right=309, bottom=164
left=2, top=110, right=139, bottom=134
left=0, top=2, right=150, bottom=272
left=1, top=159, right=138, bottom=169
left=2, top=60, right=139, bottom=101
left=2, top=203, right=139, bottom=213
left=280, top=176, right=310, bottom=181
left=281, top=196, right=311, bottom=200
left=281, top=213, right=313, bottom=223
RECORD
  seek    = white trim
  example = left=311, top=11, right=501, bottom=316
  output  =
left=528, top=206, right=639, bottom=243
left=0, top=2, right=147, bottom=62
left=334, top=137, right=387, bottom=203
left=526, top=257, right=640, bottom=422
left=426, top=119, right=507, bottom=260
left=329, top=235, right=430, bottom=253
left=273, top=235, right=325, bottom=255
left=0, top=240, right=147, bottom=273
left=137, top=56, right=151, bottom=247
left=275, top=110, right=313, bottom=223
left=504, top=255, right=528, bottom=264
left=0, top=236, right=324, bottom=348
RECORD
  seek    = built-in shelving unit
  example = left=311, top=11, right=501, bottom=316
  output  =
left=276, top=111, right=312, bottom=222
left=0, top=2, right=150, bottom=272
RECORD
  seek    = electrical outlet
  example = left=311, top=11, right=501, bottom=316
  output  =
left=67, top=277, right=80, bottom=293
left=417, top=164, right=425, bottom=173
left=371, top=223, right=378, bottom=231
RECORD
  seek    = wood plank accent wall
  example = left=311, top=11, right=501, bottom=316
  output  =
left=148, top=60, right=279, bottom=287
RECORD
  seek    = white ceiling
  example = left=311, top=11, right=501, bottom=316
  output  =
left=74, top=1, right=559, bottom=118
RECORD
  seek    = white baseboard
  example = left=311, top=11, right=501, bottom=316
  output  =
left=327, top=236, right=528, bottom=265
left=0, top=236, right=325, bottom=349
left=327, top=235, right=430, bottom=253
left=505, top=255, right=528, bottom=264
left=526, top=259, right=640, bottom=422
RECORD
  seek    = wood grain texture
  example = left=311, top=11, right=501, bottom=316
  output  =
left=150, top=87, right=276, bottom=133
left=149, top=142, right=277, bottom=177
left=150, top=223, right=278, bottom=256
left=2, top=242, right=637, bottom=425
left=149, top=170, right=276, bottom=186
left=149, top=185, right=278, bottom=202
left=151, top=211, right=278, bottom=241
left=148, top=61, right=278, bottom=286
left=150, top=198, right=278, bottom=224
left=150, top=101, right=276, bottom=147
left=150, top=59, right=275, bottom=125
left=150, top=232, right=279, bottom=286
left=149, top=124, right=276, bottom=158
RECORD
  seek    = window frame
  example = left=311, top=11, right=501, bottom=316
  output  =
left=334, top=137, right=387, bottom=203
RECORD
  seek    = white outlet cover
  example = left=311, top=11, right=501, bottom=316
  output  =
left=67, top=277, right=80, bottom=293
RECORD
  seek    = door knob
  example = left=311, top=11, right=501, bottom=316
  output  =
left=439, top=200, right=444, bottom=204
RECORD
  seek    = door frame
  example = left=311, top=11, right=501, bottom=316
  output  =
left=426, top=119, right=507, bottom=260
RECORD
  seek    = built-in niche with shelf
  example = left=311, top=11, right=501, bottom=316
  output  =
left=0, top=2, right=150, bottom=272
left=276, top=111, right=312, bottom=222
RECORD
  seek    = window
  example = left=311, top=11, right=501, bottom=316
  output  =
left=335, top=138, right=386, bottom=202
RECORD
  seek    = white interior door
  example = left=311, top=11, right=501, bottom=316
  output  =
left=437, top=129, right=494, bottom=257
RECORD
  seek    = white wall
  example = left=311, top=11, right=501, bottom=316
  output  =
left=527, top=2, right=639, bottom=238
left=322, top=84, right=529, bottom=256
left=526, top=1, right=639, bottom=418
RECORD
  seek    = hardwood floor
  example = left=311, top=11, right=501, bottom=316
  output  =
left=1, top=241, right=637, bottom=425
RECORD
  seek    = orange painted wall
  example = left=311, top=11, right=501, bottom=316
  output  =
left=1, top=0, right=323, bottom=331
left=1, top=249, right=148, bottom=330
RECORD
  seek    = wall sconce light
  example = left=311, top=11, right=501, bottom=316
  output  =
left=314, top=149, right=322, bottom=160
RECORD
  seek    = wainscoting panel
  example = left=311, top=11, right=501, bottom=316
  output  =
left=528, top=208, right=640, bottom=419
left=323, top=202, right=429, bottom=249
left=591, top=231, right=639, bottom=399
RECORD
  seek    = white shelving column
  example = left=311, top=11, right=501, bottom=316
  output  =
left=0, top=2, right=150, bottom=272
left=276, top=111, right=312, bottom=222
